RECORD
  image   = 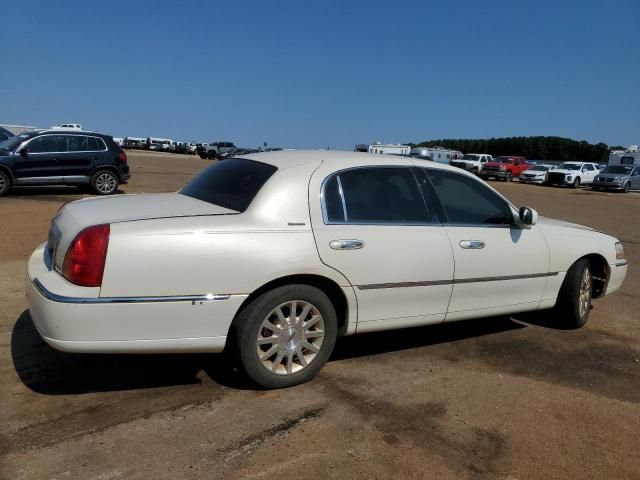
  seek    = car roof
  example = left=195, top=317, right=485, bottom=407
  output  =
left=25, top=129, right=110, bottom=138
left=238, top=149, right=467, bottom=174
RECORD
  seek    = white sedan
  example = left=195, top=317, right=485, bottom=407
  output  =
left=26, top=151, right=628, bottom=388
left=519, top=164, right=558, bottom=184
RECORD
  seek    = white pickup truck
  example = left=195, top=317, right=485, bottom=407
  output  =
left=450, top=153, right=493, bottom=173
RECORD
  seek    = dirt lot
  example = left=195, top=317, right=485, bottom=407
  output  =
left=1, top=151, right=639, bottom=479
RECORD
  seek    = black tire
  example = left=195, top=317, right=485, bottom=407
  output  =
left=572, top=177, right=581, bottom=189
left=623, top=181, right=631, bottom=193
left=506, top=172, right=513, bottom=182
left=554, top=259, right=592, bottom=328
left=0, top=170, right=10, bottom=197
left=207, top=151, right=218, bottom=160
left=592, top=186, right=600, bottom=191
left=231, top=285, right=338, bottom=389
left=91, top=169, right=119, bottom=195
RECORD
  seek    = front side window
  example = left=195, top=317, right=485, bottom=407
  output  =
left=323, top=167, right=428, bottom=223
left=425, top=169, right=513, bottom=225
left=180, top=158, right=277, bottom=212
left=27, top=135, right=65, bottom=153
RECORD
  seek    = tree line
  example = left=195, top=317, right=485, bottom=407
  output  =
left=413, top=136, right=614, bottom=162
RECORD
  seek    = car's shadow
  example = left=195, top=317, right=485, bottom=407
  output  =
left=12, top=309, right=532, bottom=395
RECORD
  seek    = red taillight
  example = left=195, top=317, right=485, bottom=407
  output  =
left=62, top=224, right=110, bottom=287
left=118, top=151, right=127, bottom=163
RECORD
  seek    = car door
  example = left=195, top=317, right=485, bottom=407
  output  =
left=13, top=134, right=66, bottom=183
left=421, top=168, right=550, bottom=321
left=631, top=167, right=640, bottom=188
left=310, top=164, right=455, bottom=332
left=581, top=164, right=596, bottom=183
left=59, top=135, right=104, bottom=180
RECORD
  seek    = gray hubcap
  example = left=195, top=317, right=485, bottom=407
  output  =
left=256, top=300, right=325, bottom=375
left=578, top=267, right=592, bottom=318
left=96, top=173, right=116, bottom=193
left=0, top=175, right=7, bottom=192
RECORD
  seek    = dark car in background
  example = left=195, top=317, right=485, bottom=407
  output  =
left=0, top=130, right=130, bottom=197
left=0, top=127, right=14, bottom=142
left=593, top=165, right=640, bottom=193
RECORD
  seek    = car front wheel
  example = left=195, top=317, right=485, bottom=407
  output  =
left=572, top=177, right=581, bottom=189
left=232, top=285, right=338, bottom=388
left=91, top=170, right=119, bottom=195
left=623, top=181, right=631, bottom=193
left=554, top=259, right=592, bottom=328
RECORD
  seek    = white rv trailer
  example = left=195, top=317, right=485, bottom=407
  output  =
left=409, top=146, right=463, bottom=164
left=609, top=145, right=640, bottom=166
left=368, top=143, right=411, bottom=155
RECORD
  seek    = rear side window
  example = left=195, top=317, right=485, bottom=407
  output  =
left=323, top=167, right=429, bottom=223
left=425, top=169, right=513, bottom=225
left=67, top=135, right=89, bottom=151
left=180, top=158, right=277, bottom=212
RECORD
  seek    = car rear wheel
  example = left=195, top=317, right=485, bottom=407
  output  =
left=554, top=259, right=592, bottom=328
left=572, top=177, right=581, bottom=189
left=0, top=171, right=10, bottom=197
left=232, top=285, right=338, bottom=388
left=623, top=181, right=631, bottom=193
left=91, top=170, right=119, bottom=195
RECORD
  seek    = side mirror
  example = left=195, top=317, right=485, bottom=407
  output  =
left=19, top=147, right=28, bottom=157
left=519, top=207, right=538, bottom=226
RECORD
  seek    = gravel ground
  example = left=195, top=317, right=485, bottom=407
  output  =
left=1, top=151, right=638, bottom=479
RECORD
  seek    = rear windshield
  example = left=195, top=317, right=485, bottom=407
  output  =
left=180, top=158, right=277, bottom=212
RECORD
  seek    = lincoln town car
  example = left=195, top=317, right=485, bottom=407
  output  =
left=26, top=151, right=628, bottom=388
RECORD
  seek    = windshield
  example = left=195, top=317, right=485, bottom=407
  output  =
left=0, top=134, right=29, bottom=151
left=603, top=165, right=632, bottom=174
left=462, top=154, right=480, bottom=160
left=531, top=165, right=551, bottom=171
left=180, top=158, right=277, bottom=212
left=494, top=157, right=514, bottom=164
left=559, top=163, right=581, bottom=170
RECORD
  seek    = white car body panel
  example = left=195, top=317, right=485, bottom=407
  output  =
left=26, top=150, right=627, bottom=354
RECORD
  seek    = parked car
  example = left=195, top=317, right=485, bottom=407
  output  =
left=546, top=162, right=600, bottom=188
left=450, top=153, right=493, bottom=173
left=478, top=156, right=528, bottom=181
left=593, top=164, right=640, bottom=193
left=197, top=141, right=236, bottom=159
left=519, top=164, right=558, bottom=184
left=25, top=151, right=627, bottom=388
left=0, top=130, right=130, bottom=196
left=0, top=127, right=14, bottom=142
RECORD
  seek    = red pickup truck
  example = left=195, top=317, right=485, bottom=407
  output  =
left=478, top=156, right=528, bottom=182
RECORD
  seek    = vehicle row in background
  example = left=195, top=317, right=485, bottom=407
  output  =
left=478, top=156, right=528, bottom=182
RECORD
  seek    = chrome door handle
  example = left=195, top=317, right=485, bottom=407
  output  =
left=330, top=239, right=365, bottom=250
left=459, top=240, right=485, bottom=249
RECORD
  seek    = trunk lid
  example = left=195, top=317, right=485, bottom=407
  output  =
left=48, top=193, right=237, bottom=271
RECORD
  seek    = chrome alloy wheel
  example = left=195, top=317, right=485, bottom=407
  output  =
left=578, top=266, right=592, bottom=318
left=256, top=300, right=325, bottom=375
left=96, top=173, right=117, bottom=193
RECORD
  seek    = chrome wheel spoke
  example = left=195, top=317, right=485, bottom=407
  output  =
left=304, top=315, right=321, bottom=329
left=257, top=335, right=278, bottom=345
left=302, top=341, right=319, bottom=353
left=286, top=351, right=294, bottom=374
left=299, top=304, right=311, bottom=323
left=259, top=344, right=279, bottom=361
left=274, top=307, right=287, bottom=325
left=272, top=350, right=285, bottom=372
left=305, top=330, right=324, bottom=338
left=263, top=321, right=282, bottom=333
left=295, top=347, right=307, bottom=367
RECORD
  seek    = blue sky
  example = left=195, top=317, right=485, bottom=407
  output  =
left=2, top=0, right=638, bottom=149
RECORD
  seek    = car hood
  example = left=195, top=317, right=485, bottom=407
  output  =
left=549, top=169, right=579, bottom=175
left=537, top=216, right=594, bottom=231
left=596, top=173, right=629, bottom=180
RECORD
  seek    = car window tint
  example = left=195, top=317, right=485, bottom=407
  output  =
left=27, top=135, right=65, bottom=153
left=66, top=135, right=89, bottom=152
left=326, top=167, right=428, bottom=223
left=87, top=137, right=105, bottom=150
left=180, top=158, right=277, bottom=212
left=426, top=169, right=513, bottom=225
left=323, top=176, right=345, bottom=222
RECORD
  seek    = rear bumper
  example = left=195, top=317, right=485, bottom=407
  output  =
left=26, top=243, right=246, bottom=353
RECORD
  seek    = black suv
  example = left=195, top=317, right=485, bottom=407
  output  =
left=0, top=130, right=130, bottom=196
